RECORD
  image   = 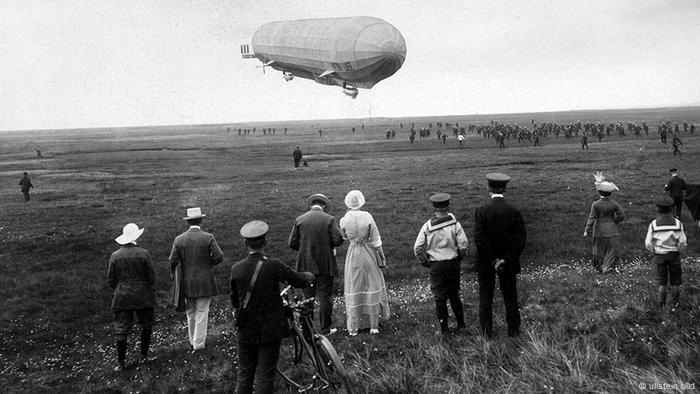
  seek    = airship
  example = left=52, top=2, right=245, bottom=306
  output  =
left=241, top=16, right=406, bottom=98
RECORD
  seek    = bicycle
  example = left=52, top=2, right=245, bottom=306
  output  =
left=276, top=285, right=353, bottom=393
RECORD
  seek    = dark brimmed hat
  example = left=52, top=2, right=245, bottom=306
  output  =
left=486, top=172, right=511, bottom=188
left=240, top=220, right=268, bottom=241
left=306, top=193, right=330, bottom=207
left=429, top=192, right=451, bottom=210
left=654, top=196, right=675, bottom=207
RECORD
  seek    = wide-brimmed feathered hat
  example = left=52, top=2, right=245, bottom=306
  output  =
left=593, top=171, right=619, bottom=193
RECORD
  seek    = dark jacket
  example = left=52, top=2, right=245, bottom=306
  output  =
left=666, top=175, right=686, bottom=201
left=107, top=244, right=157, bottom=310
left=230, top=252, right=313, bottom=344
left=293, top=149, right=302, bottom=161
left=19, top=177, right=33, bottom=192
left=169, top=227, right=224, bottom=298
left=474, top=196, right=527, bottom=274
left=288, top=207, right=344, bottom=276
left=584, top=197, right=625, bottom=238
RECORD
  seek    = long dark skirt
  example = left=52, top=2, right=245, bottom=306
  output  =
left=592, top=236, right=619, bottom=273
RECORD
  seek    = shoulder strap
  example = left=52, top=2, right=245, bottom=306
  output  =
left=241, top=259, right=265, bottom=309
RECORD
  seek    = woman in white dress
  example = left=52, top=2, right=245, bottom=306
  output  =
left=340, top=190, right=390, bottom=336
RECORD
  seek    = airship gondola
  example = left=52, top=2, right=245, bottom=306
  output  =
left=241, top=16, right=406, bottom=98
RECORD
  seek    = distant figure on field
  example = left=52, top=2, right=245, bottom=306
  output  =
left=414, top=193, right=468, bottom=335
left=318, top=129, right=323, bottom=138
left=19, top=172, right=33, bottom=202
left=457, top=134, right=465, bottom=148
left=230, top=220, right=314, bottom=394
left=645, top=196, right=687, bottom=310
left=474, top=173, right=526, bottom=338
left=168, top=207, right=224, bottom=351
left=581, top=134, right=589, bottom=150
left=288, top=194, right=344, bottom=335
left=534, top=134, right=540, bottom=146
left=303, top=160, right=308, bottom=167
left=36, top=149, right=42, bottom=157
left=665, top=168, right=686, bottom=219
left=583, top=172, right=624, bottom=274
left=441, top=133, right=447, bottom=144
left=292, top=147, right=303, bottom=168
left=671, top=134, right=683, bottom=156
left=108, top=223, right=157, bottom=371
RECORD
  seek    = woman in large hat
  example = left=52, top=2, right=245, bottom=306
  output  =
left=339, top=190, right=390, bottom=336
left=583, top=172, right=626, bottom=273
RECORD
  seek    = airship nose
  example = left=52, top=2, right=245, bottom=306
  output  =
left=354, top=20, right=406, bottom=84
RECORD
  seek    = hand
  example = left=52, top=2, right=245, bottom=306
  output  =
left=583, top=231, right=588, bottom=237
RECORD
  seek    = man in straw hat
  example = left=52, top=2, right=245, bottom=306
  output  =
left=107, top=223, right=157, bottom=371
left=288, top=193, right=344, bottom=335
left=474, top=173, right=527, bottom=338
left=231, top=220, right=314, bottom=393
left=168, top=207, right=224, bottom=351
left=413, top=192, right=468, bottom=335
left=645, top=196, right=687, bottom=310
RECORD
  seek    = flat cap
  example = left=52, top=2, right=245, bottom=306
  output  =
left=654, top=196, right=675, bottom=207
left=240, top=220, right=269, bottom=240
left=486, top=172, right=511, bottom=187
left=429, top=192, right=451, bottom=209
left=669, top=168, right=678, bottom=173
left=306, top=193, right=331, bottom=207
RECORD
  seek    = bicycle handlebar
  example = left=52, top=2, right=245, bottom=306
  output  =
left=280, top=285, right=315, bottom=309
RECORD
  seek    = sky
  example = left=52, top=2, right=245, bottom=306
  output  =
left=1, top=0, right=699, bottom=131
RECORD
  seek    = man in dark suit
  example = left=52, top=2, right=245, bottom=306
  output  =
left=169, top=207, right=224, bottom=351
left=665, top=168, right=687, bottom=218
left=474, top=173, right=527, bottom=338
left=289, top=193, right=344, bottom=335
left=231, top=220, right=313, bottom=394
left=292, top=147, right=303, bottom=168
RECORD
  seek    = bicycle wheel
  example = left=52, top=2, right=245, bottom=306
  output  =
left=316, top=335, right=353, bottom=394
left=277, top=326, right=323, bottom=392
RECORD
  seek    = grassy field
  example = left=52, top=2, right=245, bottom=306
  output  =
left=1, top=107, right=699, bottom=393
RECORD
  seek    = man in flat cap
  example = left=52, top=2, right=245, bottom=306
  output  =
left=645, top=196, right=687, bottom=310
left=414, top=193, right=468, bottom=334
left=474, top=173, right=527, bottom=338
left=289, top=194, right=344, bottom=335
left=665, top=168, right=687, bottom=219
left=168, top=207, right=224, bottom=351
left=19, top=172, right=33, bottom=202
left=232, top=221, right=314, bottom=394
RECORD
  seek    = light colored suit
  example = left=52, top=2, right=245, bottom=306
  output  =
left=169, top=226, right=224, bottom=350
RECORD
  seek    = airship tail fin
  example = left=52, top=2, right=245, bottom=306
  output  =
left=240, top=44, right=255, bottom=59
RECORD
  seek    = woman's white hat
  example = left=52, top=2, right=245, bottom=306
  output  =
left=344, top=190, right=365, bottom=210
left=593, top=171, right=619, bottom=192
left=115, top=223, right=144, bottom=245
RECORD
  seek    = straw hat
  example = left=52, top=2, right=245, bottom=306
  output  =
left=183, top=207, right=206, bottom=220
left=115, top=223, right=144, bottom=245
left=306, top=193, right=331, bottom=207
left=344, top=190, right=366, bottom=210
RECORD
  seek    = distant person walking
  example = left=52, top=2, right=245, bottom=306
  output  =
left=292, top=147, right=303, bottom=168
left=645, top=196, right=687, bottom=310
left=107, top=223, right=157, bottom=371
left=583, top=172, right=625, bottom=274
left=230, top=220, right=314, bottom=394
left=581, top=134, right=589, bottom=150
left=168, top=207, right=224, bottom=351
left=474, top=173, right=527, bottom=338
left=288, top=194, right=344, bottom=335
left=672, top=134, right=683, bottom=155
left=19, top=172, right=33, bottom=202
left=457, top=134, right=465, bottom=148
left=340, top=190, right=390, bottom=336
left=414, top=193, right=468, bottom=335
left=665, top=168, right=687, bottom=219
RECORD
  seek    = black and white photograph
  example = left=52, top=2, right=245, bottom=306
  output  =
left=1, top=1, right=699, bottom=392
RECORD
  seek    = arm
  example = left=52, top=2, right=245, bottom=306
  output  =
left=288, top=221, right=300, bottom=251
left=413, top=223, right=429, bottom=265
left=107, top=256, right=118, bottom=289
left=644, top=223, right=655, bottom=253
left=329, top=218, right=344, bottom=247
left=678, top=223, right=687, bottom=252
left=279, top=261, right=314, bottom=288
left=209, top=236, right=224, bottom=266
left=584, top=203, right=596, bottom=236
left=144, top=251, right=156, bottom=287
left=613, top=201, right=625, bottom=224
left=230, top=276, right=239, bottom=309
left=473, top=208, right=488, bottom=254
left=168, top=242, right=180, bottom=276
left=455, top=222, right=469, bottom=260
